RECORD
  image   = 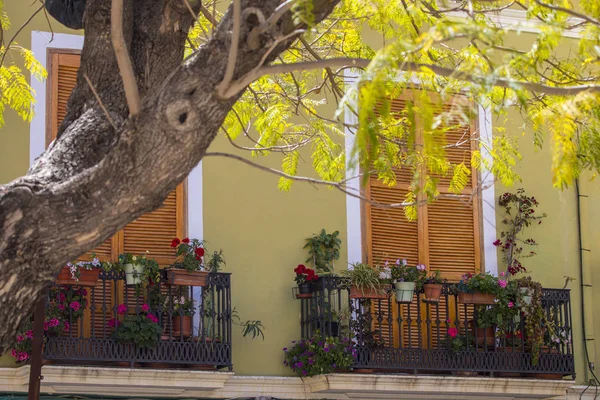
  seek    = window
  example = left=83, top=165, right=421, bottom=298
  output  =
left=363, top=91, right=482, bottom=281
left=47, top=49, right=187, bottom=266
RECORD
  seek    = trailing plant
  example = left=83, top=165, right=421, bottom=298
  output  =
left=341, top=263, right=385, bottom=295
left=232, top=308, right=266, bottom=340
left=64, top=255, right=105, bottom=281
left=294, top=264, right=319, bottom=285
left=389, top=259, right=427, bottom=287
left=11, top=316, right=66, bottom=363
left=283, top=333, right=355, bottom=376
left=493, top=189, right=547, bottom=276
left=171, top=237, right=205, bottom=272
left=493, top=273, right=520, bottom=335
left=456, top=272, right=499, bottom=295
left=514, top=276, right=545, bottom=364
left=112, top=303, right=162, bottom=349
left=304, top=229, right=341, bottom=273
left=205, top=248, right=226, bottom=273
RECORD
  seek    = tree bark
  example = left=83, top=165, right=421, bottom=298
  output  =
left=0, top=0, right=340, bottom=354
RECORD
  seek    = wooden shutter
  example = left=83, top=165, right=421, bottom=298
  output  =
left=364, top=92, right=482, bottom=349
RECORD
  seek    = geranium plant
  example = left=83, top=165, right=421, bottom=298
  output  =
left=493, top=189, right=547, bottom=275
left=113, top=303, right=162, bottom=349
left=294, top=264, right=319, bottom=285
left=447, top=324, right=474, bottom=353
left=11, top=316, right=67, bottom=363
left=171, top=237, right=205, bottom=272
left=283, top=333, right=355, bottom=376
left=456, top=272, right=499, bottom=295
left=49, top=286, right=89, bottom=321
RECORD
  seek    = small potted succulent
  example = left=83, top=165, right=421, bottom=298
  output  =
left=169, top=294, right=196, bottom=337
left=342, top=263, right=391, bottom=300
left=283, top=333, right=355, bottom=376
left=294, top=264, right=318, bottom=297
left=423, top=270, right=445, bottom=302
left=455, top=272, right=499, bottom=305
left=55, top=256, right=103, bottom=287
left=390, top=259, right=426, bottom=303
left=166, top=238, right=209, bottom=286
left=112, top=303, right=162, bottom=349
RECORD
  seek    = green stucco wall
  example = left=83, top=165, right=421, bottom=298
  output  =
left=0, top=1, right=598, bottom=383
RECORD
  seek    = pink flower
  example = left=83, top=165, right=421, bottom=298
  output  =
left=508, top=301, right=514, bottom=308
left=43, top=322, right=49, bottom=331
left=146, top=314, right=159, bottom=324
left=10, top=349, right=17, bottom=358
left=18, top=352, right=29, bottom=362
left=500, top=272, right=505, bottom=277
left=498, top=280, right=507, bottom=288
left=493, top=239, right=502, bottom=247
left=17, top=335, right=24, bottom=343
left=448, top=328, right=458, bottom=338
left=25, top=330, right=33, bottom=339
left=58, top=304, right=65, bottom=311
left=59, top=293, right=66, bottom=302
left=63, top=321, right=70, bottom=332
left=108, top=318, right=120, bottom=328
left=70, top=301, right=81, bottom=311
left=141, top=304, right=149, bottom=313
left=49, top=318, right=60, bottom=327
left=117, top=304, right=128, bottom=315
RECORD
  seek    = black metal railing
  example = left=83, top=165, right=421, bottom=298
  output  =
left=300, top=277, right=575, bottom=378
left=44, top=271, right=232, bottom=370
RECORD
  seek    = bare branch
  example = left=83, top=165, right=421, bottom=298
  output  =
left=216, top=0, right=242, bottom=98
left=200, top=5, right=218, bottom=27
left=0, top=4, right=44, bottom=68
left=83, top=74, right=117, bottom=130
left=111, top=0, right=142, bottom=116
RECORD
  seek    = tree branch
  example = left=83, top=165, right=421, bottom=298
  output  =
left=216, top=0, right=242, bottom=98
left=111, top=0, right=142, bottom=116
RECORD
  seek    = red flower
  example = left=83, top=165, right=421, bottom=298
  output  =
left=194, top=247, right=205, bottom=260
left=171, top=238, right=181, bottom=248
left=294, top=264, right=307, bottom=274
left=306, top=269, right=315, bottom=278
left=182, top=238, right=190, bottom=244
left=448, top=327, right=458, bottom=338
left=493, top=239, right=502, bottom=247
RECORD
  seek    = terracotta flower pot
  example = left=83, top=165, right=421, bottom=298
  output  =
left=423, top=283, right=443, bottom=302
left=165, top=268, right=208, bottom=287
left=458, top=291, right=496, bottom=305
left=173, top=315, right=192, bottom=337
left=56, top=266, right=100, bottom=287
left=349, top=284, right=391, bottom=300
left=469, top=322, right=495, bottom=346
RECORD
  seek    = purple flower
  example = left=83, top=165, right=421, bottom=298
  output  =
left=302, top=370, right=308, bottom=376
left=308, top=358, right=315, bottom=365
left=295, top=361, right=304, bottom=368
left=318, top=341, right=323, bottom=346
left=332, top=363, right=337, bottom=368
left=283, top=348, right=287, bottom=352
left=324, top=347, right=330, bottom=353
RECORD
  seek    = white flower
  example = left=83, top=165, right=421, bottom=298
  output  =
left=132, top=256, right=137, bottom=261
left=402, top=259, right=408, bottom=266
left=417, top=264, right=426, bottom=271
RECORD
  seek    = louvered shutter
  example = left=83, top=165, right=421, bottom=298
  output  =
left=364, top=92, right=482, bottom=350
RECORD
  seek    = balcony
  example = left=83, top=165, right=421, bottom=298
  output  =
left=300, top=277, right=575, bottom=378
left=42, top=270, right=232, bottom=370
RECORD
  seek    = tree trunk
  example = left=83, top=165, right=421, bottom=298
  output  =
left=0, top=0, right=341, bottom=353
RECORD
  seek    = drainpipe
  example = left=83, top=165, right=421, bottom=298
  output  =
left=575, top=178, right=597, bottom=384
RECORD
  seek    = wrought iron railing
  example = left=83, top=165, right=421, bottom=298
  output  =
left=300, top=277, right=575, bottom=378
left=43, top=271, right=232, bottom=370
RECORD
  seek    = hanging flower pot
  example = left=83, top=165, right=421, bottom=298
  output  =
left=458, top=291, right=496, bottom=305
left=423, top=283, right=443, bottom=302
left=298, top=282, right=314, bottom=295
left=124, top=263, right=143, bottom=286
left=394, top=281, right=416, bottom=303
left=56, top=264, right=100, bottom=287
left=519, top=287, right=533, bottom=305
left=349, top=284, right=391, bottom=300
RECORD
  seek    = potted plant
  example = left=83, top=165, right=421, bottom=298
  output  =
left=11, top=316, right=66, bottom=364
left=116, top=253, right=157, bottom=286
left=456, top=272, right=498, bottom=305
left=471, top=306, right=497, bottom=347
left=166, top=238, right=209, bottom=286
left=390, top=259, right=426, bottom=303
left=113, top=303, right=162, bottom=349
left=303, top=229, right=341, bottom=274
left=169, top=294, right=196, bottom=337
left=422, top=270, right=445, bottom=302
left=283, top=333, right=355, bottom=376
left=513, top=276, right=546, bottom=365
left=294, top=264, right=318, bottom=297
left=49, top=286, right=89, bottom=323
left=342, top=263, right=391, bottom=300
left=55, top=256, right=103, bottom=287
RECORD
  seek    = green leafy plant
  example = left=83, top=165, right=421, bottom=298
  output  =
left=341, top=263, right=385, bottom=295
left=514, top=276, right=545, bottom=364
left=304, top=229, right=341, bottom=273
left=171, top=237, right=205, bottom=272
left=283, top=333, right=355, bottom=376
left=493, top=189, right=547, bottom=276
left=113, top=303, right=162, bottom=349
left=389, top=259, right=427, bottom=288
left=205, top=248, right=226, bottom=273
left=446, top=325, right=474, bottom=353
left=49, top=286, right=89, bottom=321
left=456, top=272, right=499, bottom=295
left=167, top=294, right=196, bottom=316
left=232, top=308, right=266, bottom=340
